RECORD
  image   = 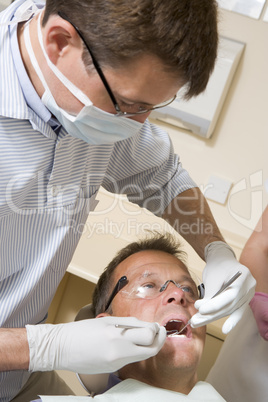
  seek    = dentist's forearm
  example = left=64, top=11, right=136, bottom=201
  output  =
left=0, top=328, right=29, bottom=371
left=163, top=188, right=224, bottom=260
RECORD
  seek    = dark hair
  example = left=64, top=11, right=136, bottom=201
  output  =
left=92, top=232, right=187, bottom=316
left=43, top=0, right=218, bottom=99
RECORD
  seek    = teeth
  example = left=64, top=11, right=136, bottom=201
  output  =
left=167, top=333, right=186, bottom=338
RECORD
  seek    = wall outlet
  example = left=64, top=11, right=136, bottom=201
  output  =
left=204, top=175, right=233, bottom=204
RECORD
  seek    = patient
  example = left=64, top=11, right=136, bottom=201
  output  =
left=207, top=206, right=268, bottom=401
left=37, top=233, right=225, bottom=401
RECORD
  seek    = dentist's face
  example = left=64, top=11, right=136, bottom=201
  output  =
left=86, top=54, right=181, bottom=124
left=25, top=14, right=182, bottom=124
left=57, top=52, right=181, bottom=124
left=106, top=250, right=206, bottom=373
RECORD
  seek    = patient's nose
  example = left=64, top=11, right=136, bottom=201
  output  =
left=162, top=281, right=187, bottom=306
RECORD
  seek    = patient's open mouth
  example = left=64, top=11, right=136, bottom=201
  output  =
left=164, top=320, right=188, bottom=337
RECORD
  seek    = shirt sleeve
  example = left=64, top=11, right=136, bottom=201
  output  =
left=102, top=120, right=197, bottom=216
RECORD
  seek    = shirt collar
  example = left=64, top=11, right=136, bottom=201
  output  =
left=0, top=0, right=58, bottom=139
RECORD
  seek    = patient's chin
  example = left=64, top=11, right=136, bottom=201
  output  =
left=158, top=338, right=203, bottom=370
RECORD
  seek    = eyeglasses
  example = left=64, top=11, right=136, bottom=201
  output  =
left=105, top=271, right=205, bottom=311
left=58, top=12, right=176, bottom=117
left=105, top=276, right=128, bottom=311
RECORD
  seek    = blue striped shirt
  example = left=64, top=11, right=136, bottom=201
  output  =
left=0, top=0, right=196, bottom=400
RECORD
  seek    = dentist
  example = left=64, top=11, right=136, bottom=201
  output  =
left=0, top=0, right=255, bottom=400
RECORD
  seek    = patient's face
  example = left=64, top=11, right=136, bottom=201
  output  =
left=101, top=250, right=206, bottom=373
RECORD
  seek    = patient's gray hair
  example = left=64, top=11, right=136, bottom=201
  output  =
left=92, top=232, right=187, bottom=316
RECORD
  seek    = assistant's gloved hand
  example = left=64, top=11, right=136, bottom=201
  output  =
left=191, top=241, right=256, bottom=334
left=26, top=316, right=166, bottom=374
left=250, top=292, right=268, bottom=340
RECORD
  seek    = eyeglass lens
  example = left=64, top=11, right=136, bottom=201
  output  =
left=122, top=275, right=200, bottom=302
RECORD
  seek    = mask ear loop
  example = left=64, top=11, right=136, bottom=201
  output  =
left=36, top=11, right=91, bottom=106
left=23, top=14, right=49, bottom=92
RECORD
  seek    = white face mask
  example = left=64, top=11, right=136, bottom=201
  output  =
left=23, top=11, right=143, bottom=145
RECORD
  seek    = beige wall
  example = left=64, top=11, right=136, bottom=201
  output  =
left=162, top=6, right=268, bottom=242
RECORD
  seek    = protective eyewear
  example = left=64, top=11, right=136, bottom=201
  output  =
left=105, top=267, right=205, bottom=311
left=58, top=12, right=176, bottom=117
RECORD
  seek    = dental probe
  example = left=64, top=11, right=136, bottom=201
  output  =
left=175, top=270, right=242, bottom=335
left=115, top=323, right=160, bottom=334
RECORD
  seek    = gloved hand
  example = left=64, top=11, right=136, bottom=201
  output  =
left=191, top=241, right=256, bottom=334
left=26, top=316, right=166, bottom=374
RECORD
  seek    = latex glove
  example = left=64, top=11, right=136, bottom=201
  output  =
left=26, top=316, right=166, bottom=374
left=191, top=241, right=256, bottom=334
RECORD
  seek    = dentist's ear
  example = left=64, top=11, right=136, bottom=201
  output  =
left=42, top=14, right=82, bottom=64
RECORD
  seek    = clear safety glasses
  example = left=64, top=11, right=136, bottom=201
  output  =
left=58, top=12, right=177, bottom=117
left=105, top=264, right=205, bottom=311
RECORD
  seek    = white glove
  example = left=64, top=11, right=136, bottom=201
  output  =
left=191, top=241, right=256, bottom=334
left=26, top=316, right=166, bottom=374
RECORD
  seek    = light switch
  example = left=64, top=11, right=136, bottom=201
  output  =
left=204, top=175, right=232, bottom=205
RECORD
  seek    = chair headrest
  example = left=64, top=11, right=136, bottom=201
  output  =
left=75, top=303, right=95, bottom=321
